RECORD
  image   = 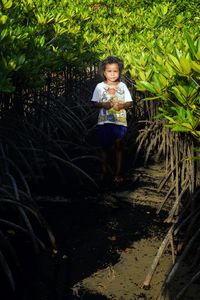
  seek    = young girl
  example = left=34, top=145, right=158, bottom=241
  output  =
left=91, top=56, right=133, bottom=183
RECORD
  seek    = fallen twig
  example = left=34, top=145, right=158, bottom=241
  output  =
left=141, top=225, right=174, bottom=289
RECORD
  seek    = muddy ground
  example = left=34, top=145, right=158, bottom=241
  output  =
left=24, top=163, right=199, bottom=300
left=6, top=162, right=198, bottom=300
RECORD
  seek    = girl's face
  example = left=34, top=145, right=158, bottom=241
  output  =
left=103, top=63, right=120, bottom=84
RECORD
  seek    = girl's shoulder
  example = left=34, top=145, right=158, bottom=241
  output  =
left=116, top=81, right=128, bottom=92
left=118, top=81, right=127, bottom=88
left=95, top=82, right=105, bottom=89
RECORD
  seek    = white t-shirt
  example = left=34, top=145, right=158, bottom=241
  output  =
left=91, top=81, right=133, bottom=126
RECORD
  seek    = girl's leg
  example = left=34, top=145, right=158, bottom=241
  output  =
left=113, top=125, right=127, bottom=182
left=101, top=149, right=108, bottom=177
left=97, top=124, right=113, bottom=180
left=114, top=138, right=124, bottom=181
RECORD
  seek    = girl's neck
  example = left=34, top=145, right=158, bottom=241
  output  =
left=104, top=80, right=120, bottom=86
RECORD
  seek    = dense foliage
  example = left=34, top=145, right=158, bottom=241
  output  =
left=1, top=0, right=199, bottom=138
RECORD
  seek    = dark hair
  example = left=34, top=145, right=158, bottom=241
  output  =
left=99, top=56, right=124, bottom=80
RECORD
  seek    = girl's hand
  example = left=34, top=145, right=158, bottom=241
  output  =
left=113, top=102, right=124, bottom=111
left=102, top=101, right=113, bottom=109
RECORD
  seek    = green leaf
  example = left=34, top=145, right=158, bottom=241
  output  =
left=165, top=116, right=176, bottom=123
left=171, top=86, right=186, bottom=104
left=136, top=81, right=156, bottom=94
left=18, top=54, right=26, bottom=65
left=2, top=0, right=13, bottom=9
left=184, top=31, right=196, bottom=58
left=168, top=54, right=182, bottom=72
left=144, top=96, right=161, bottom=101
left=0, top=29, right=8, bottom=40
left=171, top=125, right=190, bottom=132
left=0, top=15, right=8, bottom=24
left=179, top=56, right=192, bottom=74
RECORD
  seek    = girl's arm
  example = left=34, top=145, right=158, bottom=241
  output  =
left=112, top=101, right=132, bottom=111
left=123, top=101, right=133, bottom=109
left=92, top=101, right=113, bottom=109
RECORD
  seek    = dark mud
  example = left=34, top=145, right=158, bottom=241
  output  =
left=4, top=165, right=200, bottom=300
left=22, top=185, right=169, bottom=300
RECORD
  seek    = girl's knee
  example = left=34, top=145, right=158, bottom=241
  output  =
left=115, top=139, right=124, bottom=151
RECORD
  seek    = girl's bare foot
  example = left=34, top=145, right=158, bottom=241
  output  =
left=113, top=175, right=123, bottom=183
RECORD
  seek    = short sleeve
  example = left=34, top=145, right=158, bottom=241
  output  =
left=91, top=85, right=101, bottom=102
left=123, top=83, right=133, bottom=102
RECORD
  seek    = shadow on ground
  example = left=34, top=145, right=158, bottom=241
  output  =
left=36, top=191, right=168, bottom=300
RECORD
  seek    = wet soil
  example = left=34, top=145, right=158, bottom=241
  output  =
left=12, top=163, right=200, bottom=300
